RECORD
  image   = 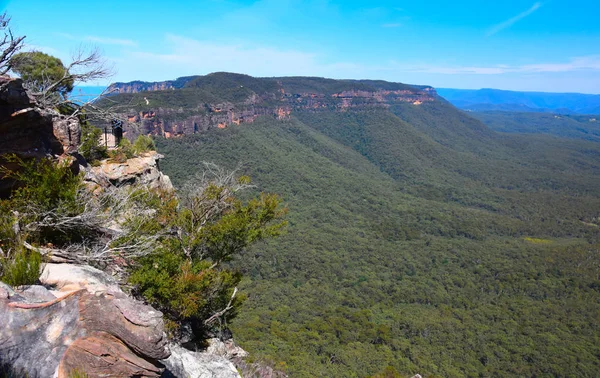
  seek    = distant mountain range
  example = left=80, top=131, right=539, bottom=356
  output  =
left=437, top=88, right=600, bottom=114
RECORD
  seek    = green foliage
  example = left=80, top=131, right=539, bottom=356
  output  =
left=368, top=366, right=404, bottom=378
left=67, top=368, right=89, bottom=378
left=107, top=138, right=135, bottom=163
left=10, top=51, right=73, bottom=99
left=155, top=110, right=600, bottom=377
left=79, top=123, right=108, bottom=164
left=0, top=154, right=81, bottom=214
left=0, top=247, right=41, bottom=286
left=128, top=177, right=287, bottom=339
left=0, top=155, right=84, bottom=285
left=132, top=134, right=156, bottom=155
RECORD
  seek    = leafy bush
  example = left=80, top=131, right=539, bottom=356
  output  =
left=129, top=170, right=287, bottom=340
left=107, top=138, right=135, bottom=163
left=0, top=155, right=85, bottom=285
left=132, top=135, right=156, bottom=155
left=79, top=123, right=108, bottom=164
left=0, top=247, right=41, bottom=286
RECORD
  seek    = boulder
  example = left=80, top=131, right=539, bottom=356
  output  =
left=40, top=263, right=121, bottom=295
left=161, top=343, right=241, bottom=378
left=0, top=273, right=169, bottom=377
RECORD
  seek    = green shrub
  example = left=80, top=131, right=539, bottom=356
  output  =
left=118, top=138, right=135, bottom=159
left=128, top=177, right=287, bottom=340
left=0, top=247, right=41, bottom=286
left=80, top=123, right=108, bottom=163
left=133, top=135, right=156, bottom=155
left=0, top=155, right=84, bottom=285
left=107, top=149, right=128, bottom=163
left=0, top=155, right=81, bottom=214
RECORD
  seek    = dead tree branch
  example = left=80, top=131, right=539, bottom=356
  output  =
left=0, top=13, right=25, bottom=76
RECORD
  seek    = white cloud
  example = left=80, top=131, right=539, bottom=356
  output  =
left=407, top=56, right=600, bottom=75
left=109, top=34, right=600, bottom=94
left=486, top=2, right=542, bottom=37
left=56, top=32, right=137, bottom=47
left=126, top=34, right=325, bottom=77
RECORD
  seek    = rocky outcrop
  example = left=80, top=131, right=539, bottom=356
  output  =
left=0, top=278, right=169, bottom=377
left=40, top=263, right=122, bottom=294
left=162, top=343, right=241, bottom=378
left=0, top=75, right=81, bottom=197
left=86, top=151, right=173, bottom=191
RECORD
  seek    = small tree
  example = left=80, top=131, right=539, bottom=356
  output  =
left=11, top=51, right=74, bottom=101
left=9, top=46, right=113, bottom=112
left=129, top=163, right=287, bottom=340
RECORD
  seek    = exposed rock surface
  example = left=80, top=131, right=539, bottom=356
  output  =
left=40, top=263, right=121, bottom=294
left=161, top=343, right=241, bottom=378
left=0, top=75, right=81, bottom=197
left=87, top=151, right=173, bottom=191
left=0, top=267, right=169, bottom=377
left=108, top=74, right=436, bottom=139
left=206, top=338, right=248, bottom=360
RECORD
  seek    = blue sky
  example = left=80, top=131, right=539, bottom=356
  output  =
left=3, top=0, right=600, bottom=93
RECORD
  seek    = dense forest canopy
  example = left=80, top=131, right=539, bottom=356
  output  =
left=148, top=83, right=600, bottom=377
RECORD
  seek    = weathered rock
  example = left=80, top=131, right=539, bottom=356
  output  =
left=51, top=114, right=81, bottom=154
left=206, top=338, right=248, bottom=360
left=162, top=343, right=241, bottom=378
left=88, top=151, right=173, bottom=191
left=0, top=276, right=170, bottom=377
left=0, top=75, right=82, bottom=197
left=59, top=332, right=164, bottom=377
left=80, top=290, right=169, bottom=360
left=17, top=285, right=57, bottom=302
left=40, top=263, right=121, bottom=294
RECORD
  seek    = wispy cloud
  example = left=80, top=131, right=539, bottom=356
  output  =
left=56, top=32, right=138, bottom=47
left=126, top=34, right=321, bottom=77
left=486, top=2, right=542, bottom=37
left=382, top=23, right=402, bottom=28
left=391, top=56, right=600, bottom=75
left=119, top=34, right=600, bottom=84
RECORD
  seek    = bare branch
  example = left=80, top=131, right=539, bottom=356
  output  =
left=204, top=287, right=238, bottom=326
left=15, top=184, right=165, bottom=267
left=0, top=13, right=25, bottom=75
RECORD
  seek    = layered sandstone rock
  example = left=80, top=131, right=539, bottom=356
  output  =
left=0, top=280, right=169, bottom=377
left=86, top=151, right=173, bottom=191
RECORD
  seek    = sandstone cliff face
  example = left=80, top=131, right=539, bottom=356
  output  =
left=115, top=80, right=436, bottom=139
left=109, top=81, right=176, bottom=94
left=107, top=76, right=198, bottom=95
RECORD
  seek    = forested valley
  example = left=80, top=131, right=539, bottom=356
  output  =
left=135, top=79, right=600, bottom=377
